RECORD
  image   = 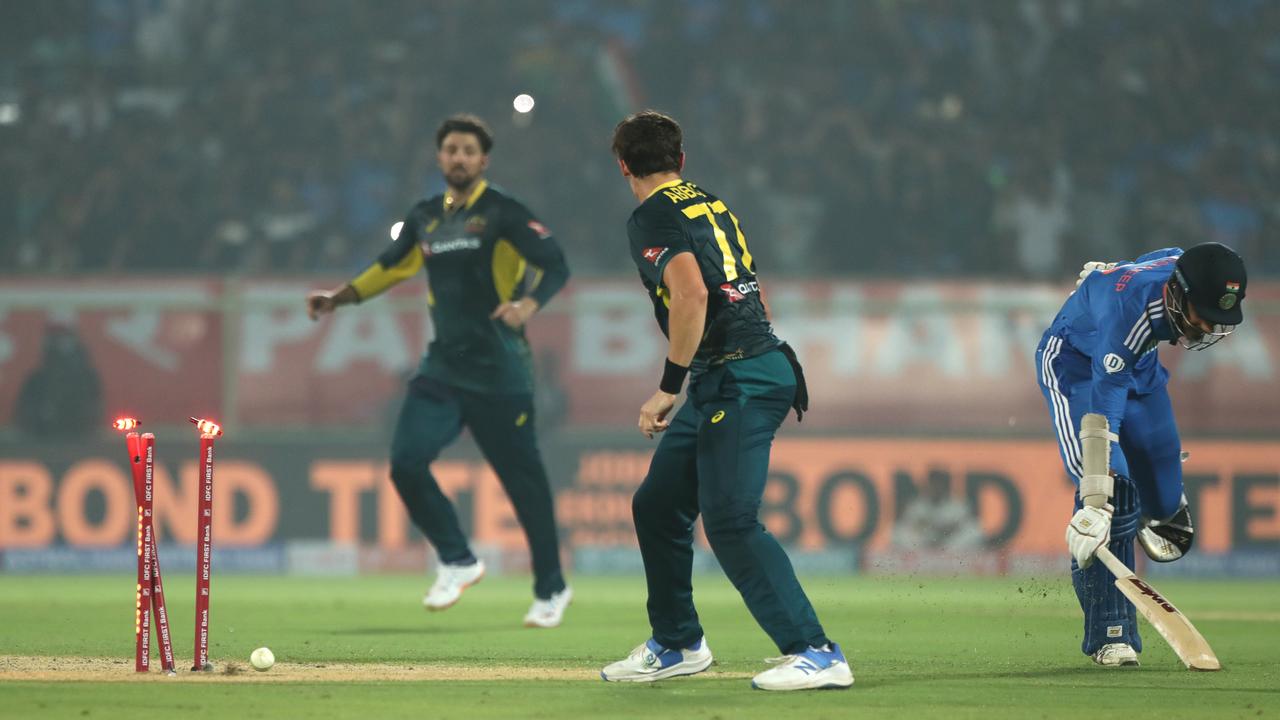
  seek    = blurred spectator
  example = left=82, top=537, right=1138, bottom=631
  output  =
left=996, top=160, right=1072, bottom=280
left=251, top=177, right=318, bottom=272
left=0, top=0, right=1274, bottom=278
left=892, top=477, right=985, bottom=551
left=1067, top=154, right=1129, bottom=262
left=534, top=348, right=569, bottom=434
left=14, top=323, right=104, bottom=439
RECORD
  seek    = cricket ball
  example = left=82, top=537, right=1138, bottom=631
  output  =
left=250, top=647, right=275, bottom=671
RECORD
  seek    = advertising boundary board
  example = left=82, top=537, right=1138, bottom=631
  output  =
left=2, top=437, right=1276, bottom=576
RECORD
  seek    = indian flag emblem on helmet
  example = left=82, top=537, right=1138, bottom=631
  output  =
left=1220, top=280, right=1241, bottom=310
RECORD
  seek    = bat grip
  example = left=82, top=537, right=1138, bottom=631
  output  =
left=1093, top=545, right=1132, bottom=580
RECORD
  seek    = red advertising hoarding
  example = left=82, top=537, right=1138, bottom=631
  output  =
left=2, top=278, right=1278, bottom=433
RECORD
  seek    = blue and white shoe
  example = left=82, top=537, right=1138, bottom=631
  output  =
left=751, top=643, right=854, bottom=691
left=600, top=637, right=713, bottom=682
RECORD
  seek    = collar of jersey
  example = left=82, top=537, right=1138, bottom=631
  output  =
left=444, top=179, right=488, bottom=212
left=645, top=178, right=684, bottom=200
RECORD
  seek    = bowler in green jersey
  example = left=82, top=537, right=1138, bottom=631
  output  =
left=307, top=115, right=571, bottom=628
left=599, top=111, right=853, bottom=691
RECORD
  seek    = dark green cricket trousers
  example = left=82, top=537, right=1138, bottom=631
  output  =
left=388, top=376, right=566, bottom=599
left=633, top=349, right=831, bottom=654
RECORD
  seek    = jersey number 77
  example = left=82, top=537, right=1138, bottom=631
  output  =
left=682, top=200, right=754, bottom=281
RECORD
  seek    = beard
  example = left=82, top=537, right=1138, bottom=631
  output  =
left=445, top=166, right=478, bottom=190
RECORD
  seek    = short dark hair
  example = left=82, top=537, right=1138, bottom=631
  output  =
left=611, top=110, right=682, bottom=178
left=436, top=114, right=493, bottom=153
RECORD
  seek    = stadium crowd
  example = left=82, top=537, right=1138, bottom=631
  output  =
left=2, top=0, right=1277, bottom=278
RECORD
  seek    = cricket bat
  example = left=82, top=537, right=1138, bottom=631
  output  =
left=1095, top=546, right=1221, bottom=671
left=1079, top=412, right=1220, bottom=671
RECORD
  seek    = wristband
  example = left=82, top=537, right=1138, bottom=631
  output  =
left=659, top=359, right=689, bottom=395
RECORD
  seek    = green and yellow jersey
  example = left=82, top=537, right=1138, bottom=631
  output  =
left=350, top=180, right=568, bottom=393
left=627, top=179, right=779, bottom=373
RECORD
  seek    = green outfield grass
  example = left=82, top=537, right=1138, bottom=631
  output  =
left=1, top=572, right=1277, bottom=719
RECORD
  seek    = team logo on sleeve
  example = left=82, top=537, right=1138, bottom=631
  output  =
left=642, top=247, right=669, bottom=265
left=1103, top=353, right=1126, bottom=374
left=527, top=220, right=552, bottom=239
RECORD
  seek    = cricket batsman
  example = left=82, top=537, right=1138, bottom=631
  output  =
left=1036, top=243, right=1247, bottom=665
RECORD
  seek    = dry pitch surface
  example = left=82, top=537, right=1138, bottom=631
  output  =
left=0, top=655, right=616, bottom=682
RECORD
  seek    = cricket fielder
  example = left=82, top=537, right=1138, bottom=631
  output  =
left=307, top=114, right=572, bottom=628
left=1037, top=243, right=1247, bottom=665
left=600, top=111, right=852, bottom=691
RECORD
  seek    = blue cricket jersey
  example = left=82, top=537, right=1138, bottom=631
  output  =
left=1043, top=248, right=1183, bottom=435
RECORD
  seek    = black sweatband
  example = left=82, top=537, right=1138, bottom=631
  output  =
left=659, top=359, right=689, bottom=395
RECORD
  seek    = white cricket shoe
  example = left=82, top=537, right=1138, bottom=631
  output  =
left=752, top=643, right=854, bottom=691
left=1092, top=643, right=1139, bottom=667
left=600, top=637, right=713, bottom=682
left=524, top=587, right=573, bottom=628
left=422, top=559, right=485, bottom=611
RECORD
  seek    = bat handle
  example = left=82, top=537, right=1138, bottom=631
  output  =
left=1093, top=545, right=1132, bottom=580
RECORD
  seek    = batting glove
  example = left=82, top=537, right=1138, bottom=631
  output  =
left=1067, top=504, right=1113, bottom=568
left=1076, top=261, right=1117, bottom=288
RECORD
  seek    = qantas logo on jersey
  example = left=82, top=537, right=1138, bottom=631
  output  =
left=642, top=247, right=669, bottom=265
left=422, top=237, right=482, bottom=257
left=719, top=280, right=760, bottom=303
